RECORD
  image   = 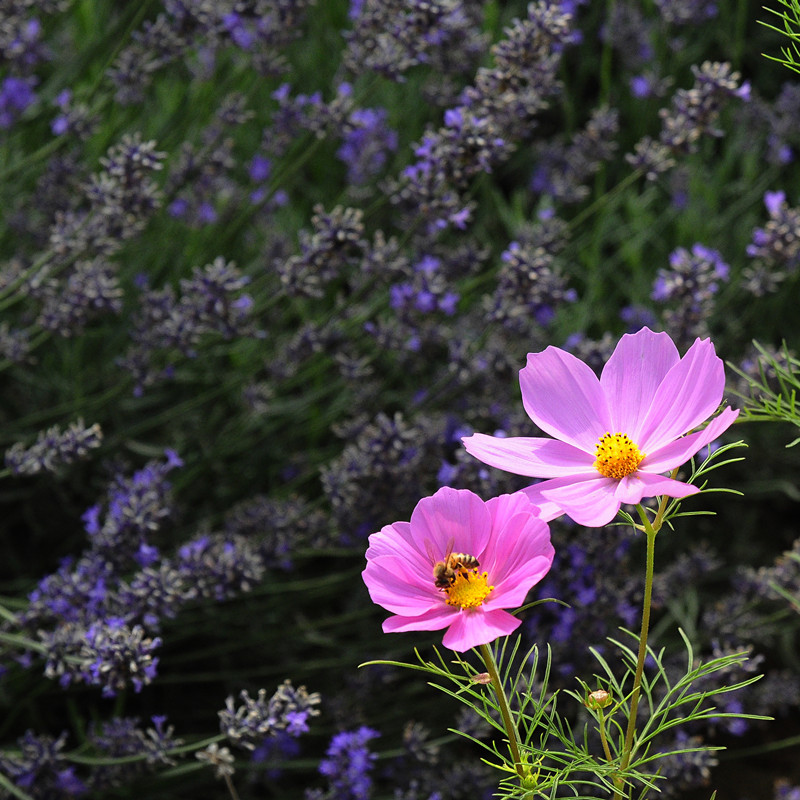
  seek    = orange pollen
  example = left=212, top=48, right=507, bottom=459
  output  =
left=593, top=432, right=645, bottom=479
left=444, top=568, right=493, bottom=609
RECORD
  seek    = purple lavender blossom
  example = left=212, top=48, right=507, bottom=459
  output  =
left=0, top=75, right=37, bottom=128
left=651, top=243, right=729, bottom=345
left=745, top=190, right=800, bottom=294
left=487, top=218, right=576, bottom=334
left=119, top=256, right=256, bottom=393
left=39, top=618, right=161, bottom=697
left=0, top=730, right=85, bottom=799
left=654, top=0, right=718, bottom=25
left=219, top=681, right=321, bottom=751
left=317, top=727, right=380, bottom=800
left=530, top=106, right=619, bottom=203
left=88, top=716, right=181, bottom=790
left=628, top=61, right=749, bottom=179
left=342, top=0, right=487, bottom=87
left=337, top=106, right=398, bottom=185
left=1, top=15, right=49, bottom=72
left=85, top=451, right=181, bottom=566
left=175, top=533, right=265, bottom=601
left=50, top=88, right=96, bottom=139
left=5, top=420, right=102, bottom=476
left=277, top=205, right=366, bottom=298
left=34, top=257, right=123, bottom=336
left=390, top=2, right=575, bottom=236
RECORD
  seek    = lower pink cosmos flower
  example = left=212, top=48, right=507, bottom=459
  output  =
left=462, top=327, right=739, bottom=527
left=362, top=487, right=555, bottom=652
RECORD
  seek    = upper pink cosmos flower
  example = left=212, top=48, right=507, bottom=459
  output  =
left=462, top=327, right=739, bottom=527
left=362, top=487, right=554, bottom=652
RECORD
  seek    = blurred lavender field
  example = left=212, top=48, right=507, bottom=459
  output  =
left=1, top=0, right=800, bottom=798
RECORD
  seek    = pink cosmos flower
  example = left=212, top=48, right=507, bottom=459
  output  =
left=362, top=487, right=554, bottom=652
left=462, top=327, right=739, bottom=527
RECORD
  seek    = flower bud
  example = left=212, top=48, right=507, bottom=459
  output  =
left=585, top=688, right=612, bottom=710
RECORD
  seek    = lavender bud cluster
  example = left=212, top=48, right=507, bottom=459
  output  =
left=628, top=61, right=749, bottom=179
left=651, top=243, right=729, bottom=346
left=119, top=256, right=256, bottom=393
left=5, top=420, right=102, bottom=476
left=220, top=680, right=321, bottom=751
left=744, top=190, right=800, bottom=294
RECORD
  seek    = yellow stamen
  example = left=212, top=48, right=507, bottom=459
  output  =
left=593, top=432, right=645, bottom=479
left=444, top=568, right=493, bottom=609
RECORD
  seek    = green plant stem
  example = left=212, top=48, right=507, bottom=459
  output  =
left=479, top=642, right=525, bottom=779
left=598, top=710, right=614, bottom=764
left=613, top=503, right=659, bottom=799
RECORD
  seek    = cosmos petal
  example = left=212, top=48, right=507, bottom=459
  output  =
left=637, top=337, right=725, bottom=451
left=365, top=521, right=413, bottom=560
left=382, top=607, right=456, bottom=633
left=600, top=328, right=680, bottom=440
left=461, top=433, right=595, bottom=478
left=362, top=556, right=438, bottom=616
left=538, top=475, right=623, bottom=527
left=408, top=487, right=492, bottom=562
left=519, top=346, right=612, bottom=452
left=640, top=407, right=739, bottom=473
left=441, top=609, right=521, bottom=652
left=480, top=509, right=554, bottom=603
left=614, top=472, right=700, bottom=505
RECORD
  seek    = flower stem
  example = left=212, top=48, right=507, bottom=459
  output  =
left=598, top=710, right=614, bottom=765
left=479, top=642, right=525, bottom=779
left=613, top=503, right=660, bottom=799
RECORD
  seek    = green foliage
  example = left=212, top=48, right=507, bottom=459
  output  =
left=363, top=628, right=765, bottom=800
left=761, top=0, right=800, bottom=74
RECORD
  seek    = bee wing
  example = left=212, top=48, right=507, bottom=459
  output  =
left=425, top=537, right=454, bottom=564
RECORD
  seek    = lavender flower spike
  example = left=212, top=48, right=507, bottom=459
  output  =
left=5, top=419, right=102, bottom=476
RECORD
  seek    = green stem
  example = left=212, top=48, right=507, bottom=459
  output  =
left=598, top=710, right=614, bottom=765
left=613, top=504, right=659, bottom=799
left=479, top=642, right=525, bottom=779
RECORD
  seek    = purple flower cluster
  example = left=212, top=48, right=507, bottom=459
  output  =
left=628, top=61, right=749, bottom=179
left=745, top=190, right=800, bottom=294
left=219, top=680, right=321, bottom=751
left=338, top=105, right=399, bottom=186
left=391, top=2, right=575, bottom=236
left=343, top=0, right=487, bottom=93
left=277, top=205, right=367, bottom=298
left=87, top=715, right=180, bottom=789
left=0, top=75, right=37, bottom=129
left=488, top=218, right=577, bottom=333
left=389, top=255, right=459, bottom=320
left=5, top=420, right=102, bottom=476
left=314, top=726, right=380, bottom=800
left=654, top=0, right=718, bottom=25
left=320, top=411, right=443, bottom=537
left=119, top=256, right=256, bottom=393
left=651, top=243, right=730, bottom=346
left=0, top=731, right=85, bottom=800
left=165, top=93, right=254, bottom=227
left=108, top=1, right=314, bottom=104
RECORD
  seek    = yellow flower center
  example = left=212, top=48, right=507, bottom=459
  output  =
left=444, top=568, right=493, bottom=609
left=593, top=432, right=645, bottom=479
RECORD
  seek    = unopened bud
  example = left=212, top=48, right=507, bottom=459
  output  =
left=585, top=689, right=612, bottom=710
left=471, top=672, right=492, bottom=684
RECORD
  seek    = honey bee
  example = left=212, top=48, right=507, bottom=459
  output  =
left=426, top=538, right=480, bottom=590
